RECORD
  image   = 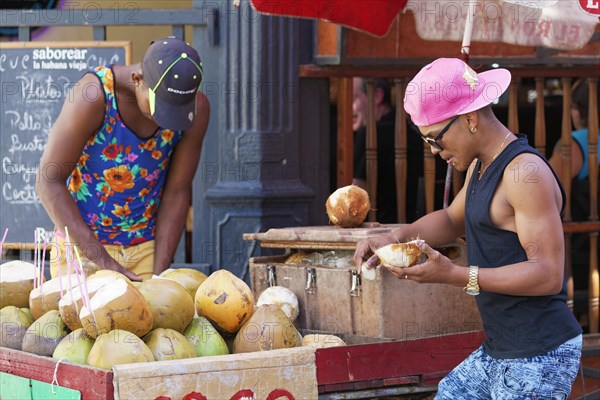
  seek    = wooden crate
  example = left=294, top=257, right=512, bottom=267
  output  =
left=246, top=225, right=482, bottom=340
left=0, top=346, right=318, bottom=400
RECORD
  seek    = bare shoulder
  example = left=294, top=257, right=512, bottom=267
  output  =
left=503, top=152, right=562, bottom=211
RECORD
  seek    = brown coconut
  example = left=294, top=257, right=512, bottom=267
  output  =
left=87, top=329, right=155, bottom=369
left=52, top=328, right=95, bottom=365
left=233, top=304, right=302, bottom=353
left=79, top=278, right=153, bottom=339
left=58, top=276, right=117, bottom=331
left=195, top=269, right=254, bottom=335
left=0, top=261, right=39, bottom=309
left=325, top=185, right=370, bottom=228
left=0, top=305, right=35, bottom=350
left=29, top=274, right=80, bottom=321
left=137, top=278, right=195, bottom=332
left=301, top=333, right=346, bottom=348
left=21, top=310, right=68, bottom=356
left=256, top=286, right=299, bottom=322
left=375, top=239, right=424, bottom=268
left=143, top=328, right=197, bottom=361
left=160, top=268, right=208, bottom=300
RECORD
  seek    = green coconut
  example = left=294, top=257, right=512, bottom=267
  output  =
left=21, top=310, right=68, bottom=356
left=87, top=329, right=155, bottom=370
left=52, top=328, right=95, bottom=365
left=0, top=305, right=35, bottom=350
left=143, top=328, right=197, bottom=361
left=183, top=317, right=229, bottom=357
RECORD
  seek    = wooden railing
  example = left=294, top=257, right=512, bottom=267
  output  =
left=300, top=64, right=600, bottom=333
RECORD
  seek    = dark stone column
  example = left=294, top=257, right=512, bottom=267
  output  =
left=192, top=0, right=319, bottom=280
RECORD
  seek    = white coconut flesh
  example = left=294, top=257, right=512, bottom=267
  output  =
left=79, top=278, right=152, bottom=338
left=79, top=278, right=129, bottom=318
left=256, top=286, right=300, bottom=321
left=58, top=276, right=117, bottom=330
left=360, top=263, right=377, bottom=281
left=0, top=261, right=38, bottom=309
left=375, top=239, right=425, bottom=268
left=29, top=274, right=80, bottom=320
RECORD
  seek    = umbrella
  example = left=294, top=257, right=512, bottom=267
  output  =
left=250, top=0, right=598, bottom=50
left=251, top=0, right=408, bottom=37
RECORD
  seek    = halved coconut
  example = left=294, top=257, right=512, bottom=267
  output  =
left=21, top=310, right=68, bottom=356
left=302, top=333, right=346, bottom=348
left=29, top=274, right=80, bottom=321
left=137, top=278, right=195, bottom=332
left=87, top=329, right=155, bottom=369
left=58, top=276, right=117, bottom=331
left=160, top=268, right=208, bottom=300
left=0, top=261, right=39, bottom=309
left=375, top=239, right=424, bottom=268
left=143, top=328, right=197, bottom=361
left=0, top=305, right=35, bottom=350
left=52, top=328, right=95, bottom=365
left=195, top=270, right=254, bottom=335
left=325, top=185, right=370, bottom=228
left=79, top=279, right=152, bottom=339
left=256, top=286, right=299, bottom=322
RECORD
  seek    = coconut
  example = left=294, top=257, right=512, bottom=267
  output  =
left=301, top=333, right=346, bottom=348
left=58, top=276, right=117, bottom=331
left=87, top=269, right=131, bottom=283
left=143, top=328, right=197, bottom=361
left=79, top=278, right=153, bottom=339
left=195, top=270, right=254, bottom=335
left=256, top=286, right=299, bottom=322
left=375, top=239, right=424, bottom=268
left=52, top=328, right=95, bottom=365
left=360, top=262, right=377, bottom=281
left=233, top=304, right=302, bottom=353
left=183, top=316, right=229, bottom=357
left=0, top=305, right=35, bottom=350
left=137, top=278, right=195, bottom=332
left=21, top=310, right=68, bottom=356
left=160, top=268, right=208, bottom=300
left=29, top=274, right=80, bottom=321
left=325, top=185, right=370, bottom=228
left=87, top=329, right=155, bottom=369
left=0, top=261, right=39, bottom=309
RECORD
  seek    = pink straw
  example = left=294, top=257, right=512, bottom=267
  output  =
left=0, top=228, right=8, bottom=260
left=40, top=238, right=47, bottom=289
left=33, top=230, right=38, bottom=289
left=74, top=246, right=95, bottom=327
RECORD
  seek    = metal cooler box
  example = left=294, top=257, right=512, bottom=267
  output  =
left=244, top=224, right=482, bottom=341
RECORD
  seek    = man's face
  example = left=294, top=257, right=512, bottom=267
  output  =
left=352, top=77, right=368, bottom=131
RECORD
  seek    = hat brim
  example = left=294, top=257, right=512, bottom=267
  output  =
left=459, top=68, right=512, bottom=116
left=150, top=90, right=196, bottom=131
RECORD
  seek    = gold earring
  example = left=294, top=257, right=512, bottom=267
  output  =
left=470, top=127, right=477, bottom=133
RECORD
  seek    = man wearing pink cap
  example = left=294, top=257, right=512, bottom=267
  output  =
left=37, top=37, right=209, bottom=281
left=355, top=58, right=582, bottom=398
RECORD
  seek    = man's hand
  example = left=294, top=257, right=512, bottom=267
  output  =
left=353, top=232, right=398, bottom=272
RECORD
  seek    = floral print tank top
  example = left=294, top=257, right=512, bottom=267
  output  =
left=67, top=66, right=184, bottom=246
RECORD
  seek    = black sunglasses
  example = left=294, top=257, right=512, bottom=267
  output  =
left=420, top=115, right=459, bottom=151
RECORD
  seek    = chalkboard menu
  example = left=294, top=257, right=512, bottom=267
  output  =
left=0, top=41, right=131, bottom=242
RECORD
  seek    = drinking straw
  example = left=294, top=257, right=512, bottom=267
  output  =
left=0, top=228, right=8, bottom=260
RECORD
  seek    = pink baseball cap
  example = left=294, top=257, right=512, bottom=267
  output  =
left=404, top=58, right=511, bottom=126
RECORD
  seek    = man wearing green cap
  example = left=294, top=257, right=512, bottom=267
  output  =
left=37, top=37, right=209, bottom=281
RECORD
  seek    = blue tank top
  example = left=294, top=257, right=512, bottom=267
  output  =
left=66, top=66, right=184, bottom=246
left=465, top=134, right=582, bottom=359
left=572, top=128, right=600, bottom=181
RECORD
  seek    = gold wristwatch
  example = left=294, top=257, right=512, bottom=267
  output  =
left=464, top=265, right=480, bottom=296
